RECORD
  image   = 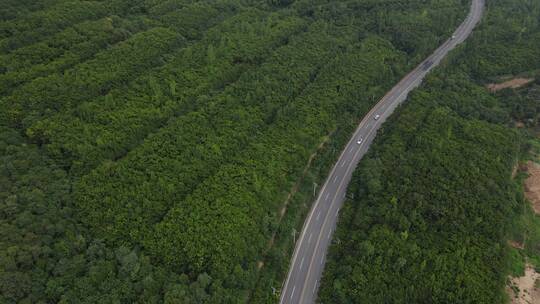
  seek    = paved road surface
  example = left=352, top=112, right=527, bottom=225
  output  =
left=279, top=0, right=485, bottom=303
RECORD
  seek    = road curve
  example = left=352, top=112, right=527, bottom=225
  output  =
left=279, top=0, right=485, bottom=303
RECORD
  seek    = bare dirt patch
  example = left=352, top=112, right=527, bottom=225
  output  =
left=507, top=264, right=540, bottom=304
left=524, top=161, right=540, bottom=215
left=509, top=240, right=525, bottom=250
left=487, top=78, right=534, bottom=92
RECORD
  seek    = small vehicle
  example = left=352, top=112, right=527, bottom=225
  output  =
left=422, top=60, right=433, bottom=71
left=357, top=137, right=363, bottom=145
left=451, top=35, right=456, bottom=40
left=374, top=114, right=380, bottom=120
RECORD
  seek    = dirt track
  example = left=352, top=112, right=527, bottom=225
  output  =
left=507, top=264, right=540, bottom=304
left=487, top=78, right=534, bottom=92
left=524, top=161, right=540, bottom=215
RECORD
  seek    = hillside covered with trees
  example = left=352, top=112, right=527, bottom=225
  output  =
left=0, top=0, right=470, bottom=303
left=319, top=0, right=540, bottom=302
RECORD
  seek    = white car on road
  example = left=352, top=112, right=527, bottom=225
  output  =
left=374, top=114, right=380, bottom=120
left=357, top=137, right=363, bottom=145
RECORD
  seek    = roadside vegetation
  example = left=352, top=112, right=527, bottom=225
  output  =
left=319, top=0, right=540, bottom=302
left=0, top=0, right=470, bottom=302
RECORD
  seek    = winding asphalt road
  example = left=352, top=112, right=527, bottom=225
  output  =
left=279, top=0, right=485, bottom=303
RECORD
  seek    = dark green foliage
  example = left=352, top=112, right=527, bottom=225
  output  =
left=145, top=35, right=406, bottom=279
left=0, top=0, right=470, bottom=302
left=0, top=0, right=61, bottom=23
left=319, top=0, right=540, bottom=303
left=1, top=27, right=185, bottom=129
left=158, top=2, right=228, bottom=39
left=0, top=16, right=150, bottom=96
left=319, top=101, right=522, bottom=303
left=27, top=10, right=308, bottom=174
left=497, top=80, right=540, bottom=127
left=456, top=0, right=540, bottom=80
left=75, top=21, right=347, bottom=247
left=0, top=1, right=109, bottom=52
left=268, top=0, right=295, bottom=7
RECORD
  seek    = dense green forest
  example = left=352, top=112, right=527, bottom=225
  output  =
left=319, top=0, right=540, bottom=302
left=0, top=0, right=471, bottom=303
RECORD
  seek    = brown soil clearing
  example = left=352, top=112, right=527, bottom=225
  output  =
left=487, top=78, right=534, bottom=92
left=507, top=264, right=540, bottom=304
left=524, top=161, right=540, bottom=215
left=509, top=240, right=525, bottom=250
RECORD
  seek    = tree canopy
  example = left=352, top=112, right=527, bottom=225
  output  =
left=0, top=0, right=472, bottom=302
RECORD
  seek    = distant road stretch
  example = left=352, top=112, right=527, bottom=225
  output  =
left=279, top=0, right=485, bottom=303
